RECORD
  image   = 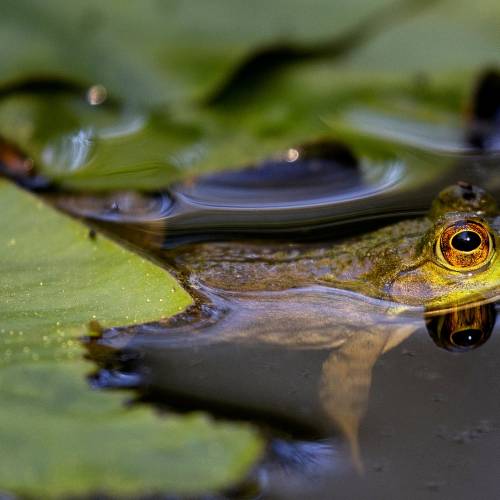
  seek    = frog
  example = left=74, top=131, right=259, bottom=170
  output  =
left=87, top=182, right=500, bottom=471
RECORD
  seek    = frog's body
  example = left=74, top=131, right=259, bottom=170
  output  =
left=168, top=185, right=499, bottom=313
left=92, top=183, right=500, bottom=471
left=168, top=217, right=429, bottom=297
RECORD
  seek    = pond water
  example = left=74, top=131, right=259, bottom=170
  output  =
left=2, top=70, right=500, bottom=499
left=87, top=302, right=500, bottom=499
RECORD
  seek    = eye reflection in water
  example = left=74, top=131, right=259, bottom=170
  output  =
left=426, top=302, right=497, bottom=352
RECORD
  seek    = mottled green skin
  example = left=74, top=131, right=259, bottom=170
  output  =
left=169, top=184, right=499, bottom=311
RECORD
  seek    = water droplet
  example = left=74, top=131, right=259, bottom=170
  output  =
left=285, top=148, right=300, bottom=162
left=86, top=84, right=107, bottom=106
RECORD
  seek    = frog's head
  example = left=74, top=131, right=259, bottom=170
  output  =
left=388, top=182, right=500, bottom=311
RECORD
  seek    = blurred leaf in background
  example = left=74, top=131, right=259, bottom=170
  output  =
left=2, top=0, right=498, bottom=190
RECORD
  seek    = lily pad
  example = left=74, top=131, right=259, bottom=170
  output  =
left=0, top=72, right=470, bottom=191
left=341, top=0, right=500, bottom=74
left=2, top=0, right=500, bottom=191
left=0, top=179, right=263, bottom=497
left=0, top=0, right=396, bottom=106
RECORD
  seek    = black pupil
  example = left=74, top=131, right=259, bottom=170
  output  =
left=451, top=230, right=482, bottom=252
left=451, top=329, right=483, bottom=347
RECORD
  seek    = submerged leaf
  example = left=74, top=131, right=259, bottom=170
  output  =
left=0, top=179, right=262, bottom=497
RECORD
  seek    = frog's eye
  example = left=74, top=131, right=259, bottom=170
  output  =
left=436, top=220, right=495, bottom=271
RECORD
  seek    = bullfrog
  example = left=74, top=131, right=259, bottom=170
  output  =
left=88, top=182, right=500, bottom=471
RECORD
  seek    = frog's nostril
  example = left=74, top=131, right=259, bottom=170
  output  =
left=457, top=180, right=473, bottom=191
left=456, top=181, right=476, bottom=200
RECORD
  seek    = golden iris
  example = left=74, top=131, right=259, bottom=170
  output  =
left=436, top=220, right=494, bottom=270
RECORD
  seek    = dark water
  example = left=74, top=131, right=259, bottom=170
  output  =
left=2, top=71, right=500, bottom=499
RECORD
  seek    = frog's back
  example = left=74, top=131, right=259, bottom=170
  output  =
left=164, top=218, right=430, bottom=295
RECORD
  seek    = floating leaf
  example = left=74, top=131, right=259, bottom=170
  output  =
left=0, top=0, right=397, bottom=106
left=0, top=179, right=262, bottom=497
left=0, top=72, right=471, bottom=191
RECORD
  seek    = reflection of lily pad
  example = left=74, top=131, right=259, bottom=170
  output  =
left=0, top=179, right=262, bottom=497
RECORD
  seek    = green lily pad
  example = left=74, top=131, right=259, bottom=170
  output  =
left=0, top=71, right=470, bottom=191
left=340, top=0, right=500, bottom=75
left=1, top=0, right=396, bottom=106
left=0, top=179, right=263, bottom=497
left=2, top=0, right=499, bottom=191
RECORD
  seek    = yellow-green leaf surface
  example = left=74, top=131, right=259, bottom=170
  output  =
left=0, top=179, right=263, bottom=497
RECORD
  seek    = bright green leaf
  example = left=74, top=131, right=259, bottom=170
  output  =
left=0, top=179, right=263, bottom=497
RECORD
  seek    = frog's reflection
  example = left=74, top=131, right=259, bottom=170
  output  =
left=426, top=302, right=496, bottom=352
left=85, top=301, right=497, bottom=476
